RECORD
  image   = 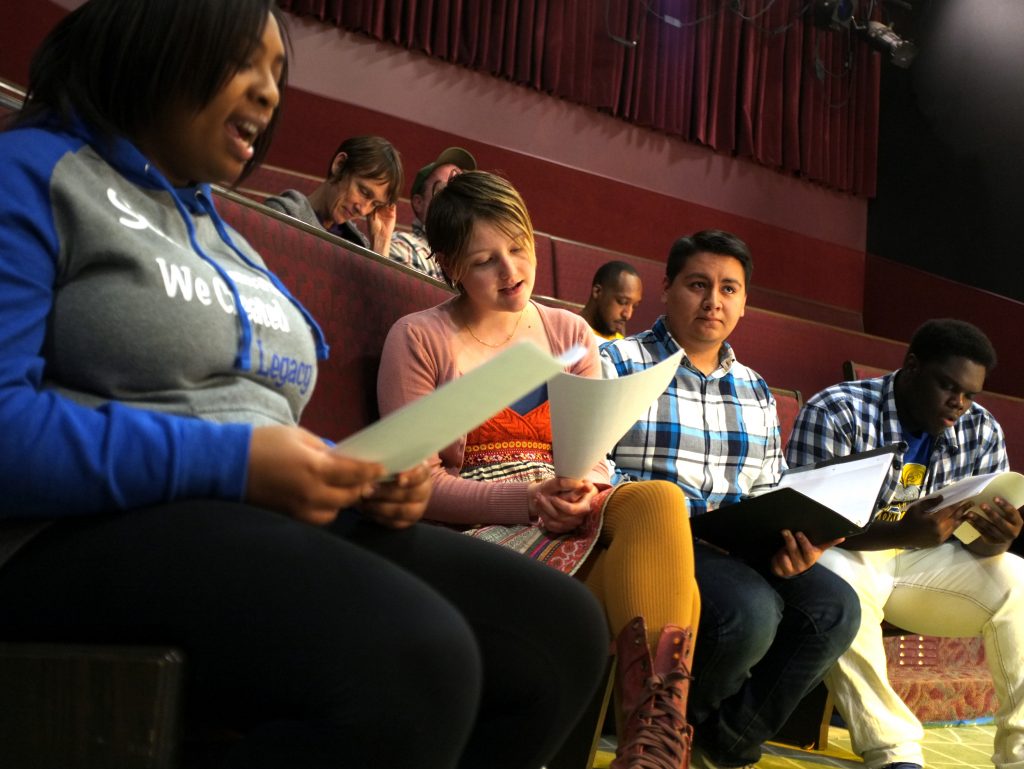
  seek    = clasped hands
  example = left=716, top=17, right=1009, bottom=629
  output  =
left=245, top=425, right=430, bottom=529
left=528, top=477, right=599, bottom=534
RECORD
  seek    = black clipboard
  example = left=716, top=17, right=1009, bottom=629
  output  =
left=689, top=445, right=900, bottom=558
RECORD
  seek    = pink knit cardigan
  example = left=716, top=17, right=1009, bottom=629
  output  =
left=377, top=298, right=610, bottom=525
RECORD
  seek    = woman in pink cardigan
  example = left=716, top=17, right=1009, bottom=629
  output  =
left=378, top=171, right=699, bottom=769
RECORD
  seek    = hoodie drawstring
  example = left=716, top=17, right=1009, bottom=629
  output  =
left=199, top=191, right=329, bottom=362
left=148, top=168, right=329, bottom=370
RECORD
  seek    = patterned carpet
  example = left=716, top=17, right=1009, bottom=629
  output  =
left=592, top=723, right=997, bottom=768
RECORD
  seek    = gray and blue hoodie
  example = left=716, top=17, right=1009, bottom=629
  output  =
left=0, top=116, right=329, bottom=537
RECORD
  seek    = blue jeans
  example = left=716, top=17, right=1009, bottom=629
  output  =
left=689, top=542, right=860, bottom=766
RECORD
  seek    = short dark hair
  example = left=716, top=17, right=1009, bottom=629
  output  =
left=426, top=171, right=534, bottom=290
left=16, top=0, right=287, bottom=183
left=326, top=135, right=404, bottom=206
left=666, top=230, right=753, bottom=286
left=907, top=319, right=997, bottom=371
left=592, top=260, right=639, bottom=289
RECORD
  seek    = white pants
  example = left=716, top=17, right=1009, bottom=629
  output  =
left=819, top=544, right=1024, bottom=769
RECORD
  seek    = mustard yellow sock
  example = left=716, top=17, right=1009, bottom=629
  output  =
left=582, top=480, right=700, bottom=655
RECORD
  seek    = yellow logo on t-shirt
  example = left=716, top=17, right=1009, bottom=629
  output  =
left=876, top=462, right=927, bottom=522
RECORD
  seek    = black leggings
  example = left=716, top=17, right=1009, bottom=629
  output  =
left=0, top=502, right=608, bottom=769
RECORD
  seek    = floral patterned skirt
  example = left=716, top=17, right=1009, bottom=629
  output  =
left=457, top=437, right=614, bottom=576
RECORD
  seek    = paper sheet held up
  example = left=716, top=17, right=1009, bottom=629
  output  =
left=549, top=350, right=683, bottom=478
left=333, top=342, right=583, bottom=474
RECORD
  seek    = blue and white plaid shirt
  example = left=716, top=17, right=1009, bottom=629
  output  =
left=786, top=372, right=1008, bottom=513
left=600, top=316, right=785, bottom=517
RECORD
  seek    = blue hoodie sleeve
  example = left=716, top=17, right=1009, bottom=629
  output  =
left=0, top=127, right=251, bottom=519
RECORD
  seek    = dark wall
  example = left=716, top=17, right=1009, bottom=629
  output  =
left=868, top=0, right=1024, bottom=304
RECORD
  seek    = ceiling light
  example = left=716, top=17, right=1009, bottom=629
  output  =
left=862, top=20, right=918, bottom=68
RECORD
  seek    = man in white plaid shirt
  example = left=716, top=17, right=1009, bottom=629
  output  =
left=389, top=147, right=475, bottom=280
left=787, top=319, right=1024, bottom=769
left=601, top=230, right=860, bottom=769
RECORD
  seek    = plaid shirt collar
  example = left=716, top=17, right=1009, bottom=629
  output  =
left=788, top=371, right=1006, bottom=507
left=650, top=316, right=737, bottom=378
left=605, top=317, right=783, bottom=512
left=879, top=370, right=963, bottom=454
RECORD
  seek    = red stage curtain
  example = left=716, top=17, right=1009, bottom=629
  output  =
left=280, top=0, right=880, bottom=196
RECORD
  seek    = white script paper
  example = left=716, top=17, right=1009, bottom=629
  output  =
left=768, top=449, right=897, bottom=528
left=549, top=350, right=683, bottom=479
left=332, top=342, right=584, bottom=475
left=924, top=471, right=1024, bottom=544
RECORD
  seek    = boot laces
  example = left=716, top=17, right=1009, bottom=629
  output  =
left=616, top=668, right=693, bottom=768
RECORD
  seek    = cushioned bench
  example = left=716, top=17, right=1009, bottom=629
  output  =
left=884, top=634, right=997, bottom=725
left=237, top=162, right=319, bottom=201
left=747, top=284, right=864, bottom=331
left=549, top=236, right=667, bottom=333
left=550, top=234, right=865, bottom=333
left=729, top=310, right=905, bottom=409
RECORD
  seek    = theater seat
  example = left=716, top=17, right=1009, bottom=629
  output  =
left=770, top=386, right=803, bottom=452
left=236, top=162, right=319, bottom=201
left=0, top=644, right=183, bottom=769
left=843, top=359, right=890, bottom=381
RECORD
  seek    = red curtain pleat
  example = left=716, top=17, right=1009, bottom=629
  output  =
left=278, top=0, right=881, bottom=196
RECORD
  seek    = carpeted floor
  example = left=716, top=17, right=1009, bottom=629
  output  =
left=592, top=723, right=997, bottom=768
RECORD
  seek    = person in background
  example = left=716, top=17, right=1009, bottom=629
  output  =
left=580, top=260, right=643, bottom=341
left=378, top=170, right=701, bottom=769
left=0, top=2, right=609, bottom=767
left=265, top=134, right=401, bottom=255
left=602, top=230, right=860, bottom=769
left=787, top=318, right=1024, bottom=769
left=389, top=146, right=476, bottom=280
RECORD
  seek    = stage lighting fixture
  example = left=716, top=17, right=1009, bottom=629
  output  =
left=863, top=20, right=918, bottom=68
left=813, top=0, right=857, bottom=31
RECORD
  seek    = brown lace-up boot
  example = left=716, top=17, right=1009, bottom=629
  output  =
left=611, top=616, right=695, bottom=769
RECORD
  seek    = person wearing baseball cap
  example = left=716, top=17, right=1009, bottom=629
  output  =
left=389, top=147, right=476, bottom=280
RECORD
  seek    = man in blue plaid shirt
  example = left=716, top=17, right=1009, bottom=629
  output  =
left=601, top=230, right=860, bottom=769
left=787, top=319, right=1024, bottom=769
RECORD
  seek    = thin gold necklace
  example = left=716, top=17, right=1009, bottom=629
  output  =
left=465, top=308, right=525, bottom=348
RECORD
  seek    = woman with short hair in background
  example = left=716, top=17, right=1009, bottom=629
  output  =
left=265, top=134, right=402, bottom=255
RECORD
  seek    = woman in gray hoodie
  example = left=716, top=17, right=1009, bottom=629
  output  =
left=0, top=1, right=608, bottom=767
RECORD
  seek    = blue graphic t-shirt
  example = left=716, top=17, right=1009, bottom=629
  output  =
left=877, top=428, right=934, bottom=522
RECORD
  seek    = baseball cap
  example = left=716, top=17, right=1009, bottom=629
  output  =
left=411, top=147, right=477, bottom=197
